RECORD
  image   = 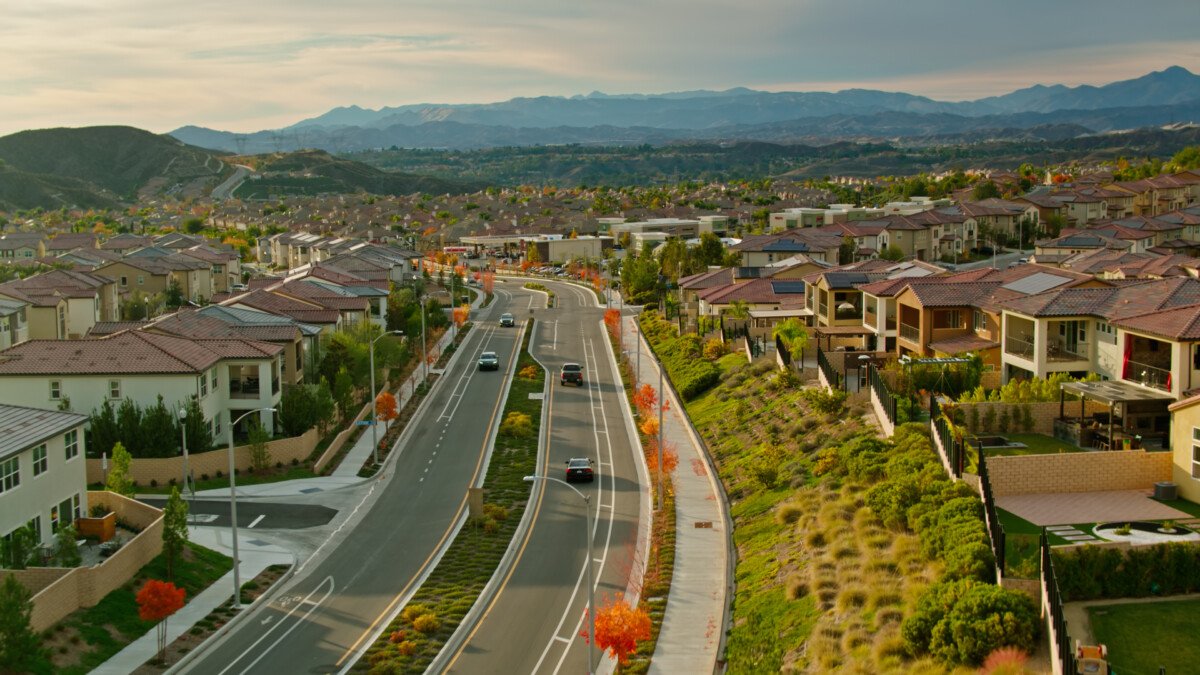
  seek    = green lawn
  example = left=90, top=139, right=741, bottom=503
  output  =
left=1154, top=497, right=1200, bottom=519
left=966, top=432, right=1086, bottom=473
left=1088, top=598, right=1200, bottom=675
left=995, top=508, right=1082, bottom=578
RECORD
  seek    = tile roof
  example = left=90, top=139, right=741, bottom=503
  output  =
left=927, top=334, right=1000, bottom=354
left=0, top=331, right=281, bottom=376
left=0, top=404, right=88, bottom=461
left=907, top=282, right=1002, bottom=308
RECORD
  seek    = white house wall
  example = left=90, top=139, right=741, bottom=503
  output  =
left=0, top=424, right=87, bottom=548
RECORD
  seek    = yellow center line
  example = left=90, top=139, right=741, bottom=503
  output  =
left=335, top=323, right=527, bottom=667
left=443, top=330, right=554, bottom=671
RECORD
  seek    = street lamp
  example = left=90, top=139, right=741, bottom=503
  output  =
left=523, top=475, right=595, bottom=675
left=369, top=330, right=403, bottom=465
left=177, top=408, right=190, bottom=503
left=227, top=407, right=276, bottom=610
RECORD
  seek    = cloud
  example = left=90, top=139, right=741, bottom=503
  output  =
left=0, top=0, right=1197, bottom=135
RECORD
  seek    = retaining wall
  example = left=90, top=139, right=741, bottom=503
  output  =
left=987, top=450, right=1173, bottom=497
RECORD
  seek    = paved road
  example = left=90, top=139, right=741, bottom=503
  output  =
left=443, top=280, right=645, bottom=673
left=212, top=164, right=252, bottom=200
left=138, top=498, right=337, bottom=530
left=177, top=295, right=533, bottom=675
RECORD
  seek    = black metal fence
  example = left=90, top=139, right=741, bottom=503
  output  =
left=817, top=346, right=842, bottom=390
left=928, top=395, right=964, bottom=478
left=977, top=451, right=1006, bottom=577
left=1041, top=531, right=1077, bottom=674
left=867, top=363, right=895, bottom=427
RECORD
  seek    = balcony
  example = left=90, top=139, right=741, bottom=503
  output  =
left=1123, top=360, right=1171, bottom=392
left=863, top=309, right=878, bottom=329
left=899, top=323, right=920, bottom=344
left=229, top=378, right=261, bottom=399
left=1006, top=336, right=1035, bottom=359
left=1046, top=340, right=1087, bottom=362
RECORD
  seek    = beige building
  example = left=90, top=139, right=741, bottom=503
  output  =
left=0, top=404, right=89, bottom=548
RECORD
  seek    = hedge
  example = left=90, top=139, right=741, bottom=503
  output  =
left=1052, top=541, right=1200, bottom=602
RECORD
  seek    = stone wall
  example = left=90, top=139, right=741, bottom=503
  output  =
left=988, top=450, right=1173, bottom=497
left=0, top=492, right=164, bottom=632
left=956, top=400, right=1110, bottom=435
left=86, top=428, right=320, bottom=486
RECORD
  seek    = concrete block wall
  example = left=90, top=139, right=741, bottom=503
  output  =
left=988, top=450, right=1173, bottom=497
left=956, top=400, right=1110, bottom=435
left=86, top=428, right=320, bottom=486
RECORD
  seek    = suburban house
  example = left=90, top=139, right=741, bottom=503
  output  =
left=802, top=260, right=944, bottom=347
left=1167, top=393, right=1200, bottom=502
left=1106, top=174, right=1200, bottom=216
left=0, top=298, right=29, bottom=349
left=94, top=249, right=214, bottom=305
left=0, top=331, right=285, bottom=442
left=99, top=234, right=155, bottom=254
left=0, top=404, right=89, bottom=549
left=1035, top=231, right=1131, bottom=257
left=0, top=269, right=119, bottom=340
left=0, top=233, right=47, bottom=260
left=179, top=245, right=243, bottom=294
left=731, top=229, right=847, bottom=266
left=226, top=289, right=343, bottom=334
left=44, top=233, right=101, bottom=256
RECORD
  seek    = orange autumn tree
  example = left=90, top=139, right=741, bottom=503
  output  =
left=452, top=303, right=470, bottom=328
left=138, top=579, right=186, bottom=664
left=632, top=384, right=657, bottom=417
left=375, top=392, right=398, bottom=434
left=482, top=270, right=495, bottom=294
left=581, top=593, right=652, bottom=665
left=645, top=437, right=679, bottom=474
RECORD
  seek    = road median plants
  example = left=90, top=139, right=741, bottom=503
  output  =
left=352, top=322, right=545, bottom=673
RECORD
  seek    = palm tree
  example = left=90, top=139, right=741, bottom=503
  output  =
left=772, top=318, right=810, bottom=370
left=726, top=299, right=751, bottom=320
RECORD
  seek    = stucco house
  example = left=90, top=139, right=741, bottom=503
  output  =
left=0, top=404, right=89, bottom=549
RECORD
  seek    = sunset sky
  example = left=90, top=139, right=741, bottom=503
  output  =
left=2, top=0, right=1198, bottom=136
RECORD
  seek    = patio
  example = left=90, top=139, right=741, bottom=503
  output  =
left=995, top=489, right=1191, bottom=528
left=1053, top=379, right=1173, bottom=451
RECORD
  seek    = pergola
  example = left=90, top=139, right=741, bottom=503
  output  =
left=814, top=325, right=873, bottom=349
left=1059, top=380, right=1174, bottom=449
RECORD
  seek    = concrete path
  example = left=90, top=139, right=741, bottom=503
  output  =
left=623, top=315, right=730, bottom=675
left=91, top=528, right=292, bottom=675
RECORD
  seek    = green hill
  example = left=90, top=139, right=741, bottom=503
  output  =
left=240, top=149, right=484, bottom=198
left=0, top=162, right=121, bottom=212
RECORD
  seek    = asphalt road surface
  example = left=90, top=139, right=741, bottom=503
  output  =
left=138, top=498, right=337, bottom=530
left=177, top=293, right=536, bottom=675
left=443, top=279, right=646, bottom=674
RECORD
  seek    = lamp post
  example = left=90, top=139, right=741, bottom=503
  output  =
left=656, top=354, right=664, bottom=509
left=227, top=407, right=275, bottom=610
left=177, top=408, right=189, bottom=503
left=523, top=475, right=594, bottom=675
left=369, top=330, right=403, bottom=465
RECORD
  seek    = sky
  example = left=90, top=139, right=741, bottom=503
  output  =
left=2, top=0, right=1199, bottom=137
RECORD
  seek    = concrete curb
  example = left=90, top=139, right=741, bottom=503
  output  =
left=428, top=317, right=546, bottom=673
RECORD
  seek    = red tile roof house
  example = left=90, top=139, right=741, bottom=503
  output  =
left=0, top=330, right=285, bottom=438
left=0, top=269, right=119, bottom=340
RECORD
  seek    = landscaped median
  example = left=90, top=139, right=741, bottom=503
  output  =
left=349, top=320, right=545, bottom=673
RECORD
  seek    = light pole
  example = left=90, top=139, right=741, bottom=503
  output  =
left=177, top=408, right=189, bottom=503
left=227, top=407, right=275, bottom=610
left=656, top=354, right=664, bottom=509
left=369, top=330, right=403, bottom=465
left=524, top=475, right=594, bottom=674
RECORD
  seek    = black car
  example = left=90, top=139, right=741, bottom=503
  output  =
left=499, top=313, right=515, bottom=327
left=565, top=457, right=594, bottom=482
left=560, top=363, right=583, bottom=386
left=478, top=351, right=500, bottom=371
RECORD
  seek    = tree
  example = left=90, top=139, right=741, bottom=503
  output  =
left=376, top=392, right=399, bottom=434
left=279, top=384, right=317, bottom=437
left=161, top=487, right=189, bottom=579
left=106, top=441, right=134, bottom=497
left=140, top=395, right=178, bottom=458
left=0, top=523, right=39, bottom=570
left=772, top=318, right=810, bottom=367
left=880, top=244, right=905, bottom=261
left=333, top=369, right=355, bottom=422
left=88, top=399, right=120, bottom=459
left=165, top=275, right=184, bottom=309
left=725, top=299, right=751, bottom=320
left=182, top=217, right=204, bottom=234
left=0, top=575, right=43, bottom=673
left=971, top=181, right=1000, bottom=201
left=55, top=524, right=82, bottom=568
left=695, top=232, right=725, bottom=268
left=137, top=579, right=186, bottom=664
left=583, top=593, right=652, bottom=665
left=314, top=378, right=336, bottom=435
left=181, top=396, right=214, bottom=455
left=247, top=420, right=271, bottom=473
left=527, top=244, right=541, bottom=264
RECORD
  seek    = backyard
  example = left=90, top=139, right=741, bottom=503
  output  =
left=1088, top=597, right=1200, bottom=675
left=965, top=432, right=1088, bottom=473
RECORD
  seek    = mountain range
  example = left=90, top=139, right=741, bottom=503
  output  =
left=169, top=66, right=1200, bottom=152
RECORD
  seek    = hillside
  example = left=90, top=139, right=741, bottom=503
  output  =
left=0, top=126, right=228, bottom=202
left=0, top=162, right=121, bottom=212
left=235, top=149, right=484, bottom=198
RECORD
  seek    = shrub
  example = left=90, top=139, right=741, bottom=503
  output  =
left=969, top=407, right=980, bottom=434
left=519, top=365, right=539, bottom=380
left=483, top=503, right=508, bottom=521
left=1021, top=404, right=1035, bottom=432
left=702, top=338, right=727, bottom=360
left=800, top=388, right=849, bottom=416
left=412, top=612, right=440, bottom=633
left=929, top=584, right=1040, bottom=665
left=397, top=640, right=417, bottom=656
left=401, top=603, right=428, bottom=623
left=982, top=406, right=997, bottom=431
left=498, top=411, right=534, bottom=438
left=997, top=407, right=1011, bottom=433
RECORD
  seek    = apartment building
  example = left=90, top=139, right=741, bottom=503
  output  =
left=0, top=404, right=89, bottom=549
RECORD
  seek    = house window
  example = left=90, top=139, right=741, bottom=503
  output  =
left=120, top=276, right=128, bottom=287
left=64, top=429, right=78, bottom=460
left=108, top=380, right=121, bottom=399
left=974, top=311, right=987, bottom=332
left=58, top=306, right=66, bottom=338
left=0, top=456, right=19, bottom=494
left=211, top=367, right=218, bottom=389
left=32, top=445, right=47, bottom=476
left=73, top=493, right=81, bottom=521
left=49, top=380, right=61, bottom=400
left=213, top=416, right=221, bottom=439
left=1193, top=427, right=1200, bottom=478
left=200, top=372, right=208, bottom=397
left=137, top=275, right=144, bottom=285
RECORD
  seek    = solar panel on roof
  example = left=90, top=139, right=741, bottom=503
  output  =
left=770, top=281, right=807, bottom=294
left=1001, top=272, right=1074, bottom=295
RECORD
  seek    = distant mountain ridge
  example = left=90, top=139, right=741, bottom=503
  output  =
left=167, top=66, right=1200, bottom=152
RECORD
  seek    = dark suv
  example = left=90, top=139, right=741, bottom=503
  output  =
left=499, top=313, right=514, bottom=327
left=560, top=363, right=583, bottom=386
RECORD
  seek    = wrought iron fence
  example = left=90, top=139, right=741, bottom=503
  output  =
left=929, top=395, right=963, bottom=478
left=817, top=346, right=841, bottom=390
left=1041, top=531, right=1077, bottom=674
left=867, top=363, right=895, bottom=426
left=977, top=451, right=1006, bottom=578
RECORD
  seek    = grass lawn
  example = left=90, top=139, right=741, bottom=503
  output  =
left=1088, top=598, right=1200, bottom=675
left=996, top=508, right=1079, bottom=579
left=1154, top=497, right=1200, bottom=519
left=966, top=432, right=1086, bottom=473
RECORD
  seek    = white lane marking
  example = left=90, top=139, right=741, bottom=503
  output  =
left=553, top=635, right=570, bottom=644
left=216, top=576, right=335, bottom=675
left=247, top=515, right=265, bottom=529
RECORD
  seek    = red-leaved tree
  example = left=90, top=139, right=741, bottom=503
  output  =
left=632, top=384, right=657, bottom=418
left=376, top=392, right=398, bottom=434
left=137, top=579, right=186, bottom=664
left=580, top=593, right=652, bottom=664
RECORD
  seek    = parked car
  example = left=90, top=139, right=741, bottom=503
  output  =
left=478, top=351, right=500, bottom=371
left=565, top=457, right=595, bottom=482
left=974, top=246, right=995, bottom=255
left=560, top=363, right=583, bottom=386
left=230, top=283, right=249, bottom=292
left=500, top=313, right=515, bottom=327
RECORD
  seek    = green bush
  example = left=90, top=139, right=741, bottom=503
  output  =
left=800, top=388, right=849, bottom=416
left=903, top=580, right=1039, bottom=665
left=1052, top=542, right=1200, bottom=601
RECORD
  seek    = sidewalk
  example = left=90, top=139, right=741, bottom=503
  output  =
left=623, top=315, right=730, bottom=674
left=91, top=527, right=293, bottom=675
